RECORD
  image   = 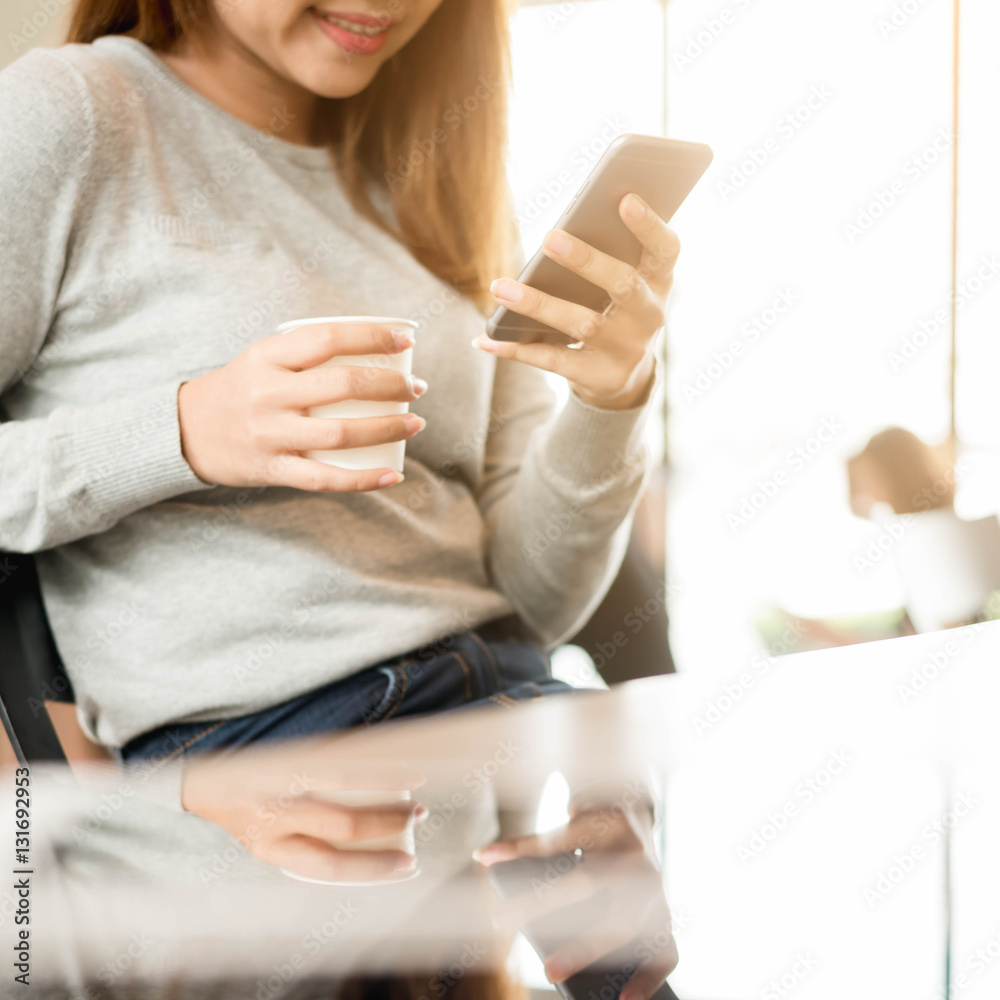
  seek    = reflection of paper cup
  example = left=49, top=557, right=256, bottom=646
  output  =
left=276, top=316, right=419, bottom=474
left=281, top=789, right=419, bottom=887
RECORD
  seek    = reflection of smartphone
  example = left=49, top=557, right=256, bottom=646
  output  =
left=487, top=134, right=713, bottom=345
left=486, top=853, right=681, bottom=1000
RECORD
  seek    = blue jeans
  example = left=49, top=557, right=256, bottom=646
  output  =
left=120, top=629, right=573, bottom=765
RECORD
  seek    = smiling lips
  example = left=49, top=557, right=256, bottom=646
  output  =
left=311, top=8, right=394, bottom=55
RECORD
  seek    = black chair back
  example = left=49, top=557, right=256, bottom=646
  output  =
left=0, top=552, right=72, bottom=764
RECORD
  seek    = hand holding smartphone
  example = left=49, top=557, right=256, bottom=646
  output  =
left=486, top=852, right=681, bottom=1000
left=486, top=134, right=713, bottom=346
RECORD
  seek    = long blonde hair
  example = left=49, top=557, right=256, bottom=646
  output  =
left=67, top=0, right=515, bottom=311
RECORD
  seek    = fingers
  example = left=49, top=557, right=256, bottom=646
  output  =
left=264, top=835, right=416, bottom=883
left=474, top=829, right=576, bottom=867
left=619, top=960, right=678, bottom=1000
left=544, top=921, right=677, bottom=995
left=491, top=865, right=597, bottom=931
left=543, top=929, right=635, bottom=985
left=490, top=278, right=605, bottom=344
left=475, top=811, right=629, bottom=866
left=279, top=365, right=427, bottom=409
left=618, top=194, right=681, bottom=296
left=257, top=455, right=403, bottom=493
left=277, top=797, right=422, bottom=845
left=278, top=412, right=425, bottom=454
left=541, top=229, right=647, bottom=309
left=259, top=322, right=416, bottom=371
left=471, top=335, right=592, bottom=382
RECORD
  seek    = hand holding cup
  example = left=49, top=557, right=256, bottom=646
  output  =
left=178, top=317, right=426, bottom=492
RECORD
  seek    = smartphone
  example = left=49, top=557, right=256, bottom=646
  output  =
left=486, top=853, right=681, bottom=1000
left=487, top=134, right=714, bottom=345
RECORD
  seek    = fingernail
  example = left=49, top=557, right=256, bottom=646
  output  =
left=622, top=194, right=646, bottom=221
left=491, top=278, right=523, bottom=304
left=546, top=960, right=572, bottom=983
left=472, top=336, right=500, bottom=354
left=392, top=329, right=415, bottom=350
left=409, top=376, right=428, bottom=396
left=378, top=472, right=401, bottom=488
left=544, top=230, right=573, bottom=257
left=415, top=804, right=429, bottom=821
left=404, top=414, right=426, bottom=435
left=393, top=853, right=417, bottom=872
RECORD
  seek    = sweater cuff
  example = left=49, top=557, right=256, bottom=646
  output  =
left=56, top=381, right=213, bottom=514
left=120, top=756, right=187, bottom=813
left=540, top=363, right=658, bottom=489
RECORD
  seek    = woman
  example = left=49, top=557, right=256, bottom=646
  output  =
left=0, top=1, right=678, bottom=988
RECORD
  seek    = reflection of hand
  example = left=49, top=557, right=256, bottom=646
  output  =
left=181, top=753, right=425, bottom=882
left=476, top=799, right=677, bottom=1000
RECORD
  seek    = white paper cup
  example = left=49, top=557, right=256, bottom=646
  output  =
left=281, top=788, right=419, bottom=887
left=276, top=316, right=420, bottom=474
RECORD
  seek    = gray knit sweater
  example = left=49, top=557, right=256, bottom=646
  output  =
left=0, top=37, right=650, bottom=747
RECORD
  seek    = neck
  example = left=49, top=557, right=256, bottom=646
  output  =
left=161, top=30, right=320, bottom=146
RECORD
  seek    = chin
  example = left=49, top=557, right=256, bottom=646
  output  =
left=291, top=53, right=385, bottom=99
left=307, top=72, right=382, bottom=99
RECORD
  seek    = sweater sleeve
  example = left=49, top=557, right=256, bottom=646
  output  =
left=477, top=356, right=655, bottom=648
left=0, top=50, right=211, bottom=554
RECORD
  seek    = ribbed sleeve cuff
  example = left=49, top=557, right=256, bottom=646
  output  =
left=540, top=365, right=658, bottom=489
left=123, top=757, right=188, bottom=813
left=56, top=381, right=214, bottom=515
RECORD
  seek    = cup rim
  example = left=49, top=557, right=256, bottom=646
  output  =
left=277, top=316, right=420, bottom=335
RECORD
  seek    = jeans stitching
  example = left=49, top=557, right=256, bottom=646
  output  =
left=452, top=650, right=474, bottom=701
left=379, top=664, right=409, bottom=722
left=364, top=667, right=398, bottom=725
left=159, top=720, right=228, bottom=763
